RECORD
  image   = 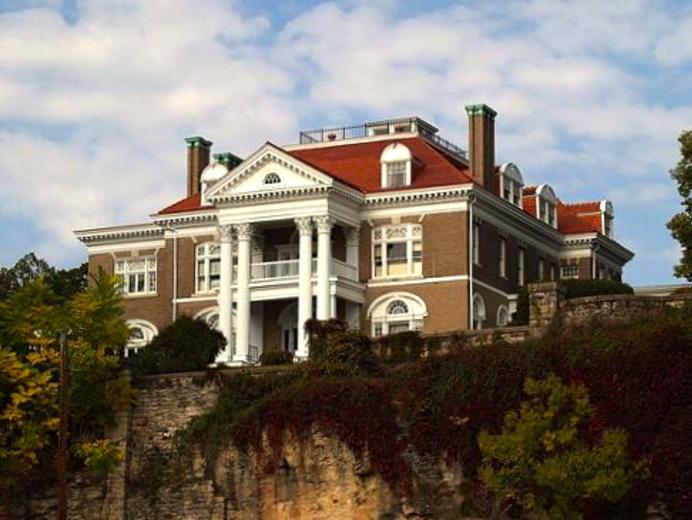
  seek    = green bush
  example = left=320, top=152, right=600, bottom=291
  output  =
left=131, top=315, right=225, bottom=374
left=562, top=278, right=634, bottom=299
left=259, top=349, right=293, bottom=366
left=306, top=319, right=378, bottom=376
left=374, top=331, right=424, bottom=363
left=512, top=286, right=530, bottom=325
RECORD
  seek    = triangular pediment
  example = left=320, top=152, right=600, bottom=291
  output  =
left=206, top=143, right=335, bottom=200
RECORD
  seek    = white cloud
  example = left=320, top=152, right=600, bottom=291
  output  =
left=0, top=0, right=690, bottom=280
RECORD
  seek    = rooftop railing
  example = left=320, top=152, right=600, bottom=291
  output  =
left=298, top=117, right=467, bottom=160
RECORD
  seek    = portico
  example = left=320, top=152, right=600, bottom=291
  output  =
left=213, top=215, right=362, bottom=364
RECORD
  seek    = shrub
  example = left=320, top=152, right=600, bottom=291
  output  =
left=131, top=315, right=225, bottom=374
left=307, top=319, right=378, bottom=376
left=479, top=375, right=635, bottom=519
left=259, top=349, right=293, bottom=366
left=511, top=286, right=530, bottom=325
left=374, top=331, right=424, bottom=363
left=562, top=278, right=633, bottom=299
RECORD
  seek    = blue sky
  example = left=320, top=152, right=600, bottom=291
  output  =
left=0, top=0, right=691, bottom=285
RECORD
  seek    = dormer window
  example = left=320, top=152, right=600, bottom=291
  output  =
left=263, top=172, right=281, bottom=185
left=380, top=142, right=412, bottom=189
left=498, top=163, right=524, bottom=208
left=536, top=184, right=559, bottom=229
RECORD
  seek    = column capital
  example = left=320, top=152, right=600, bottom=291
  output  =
left=344, top=225, right=361, bottom=246
left=295, top=217, right=313, bottom=235
left=218, top=224, right=233, bottom=243
left=314, top=215, right=336, bottom=234
left=234, top=223, right=254, bottom=241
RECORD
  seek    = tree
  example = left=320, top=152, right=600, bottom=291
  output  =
left=668, top=130, right=692, bottom=281
left=478, top=375, right=635, bottom=519
left=0, top=273, right=131, bottom=511
left=0, top=253, right=87, bottom=301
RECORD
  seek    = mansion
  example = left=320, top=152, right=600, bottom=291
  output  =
left=75, top=104, right=634, bottom=363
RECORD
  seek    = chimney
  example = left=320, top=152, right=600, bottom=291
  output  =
left=185, top=136, right=213, bottom=196
left=465, top=104, right=497, bottom=189
left=213, top=152, right=243, bottom=170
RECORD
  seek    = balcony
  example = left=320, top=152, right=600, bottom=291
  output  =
left=298, top=116, right=467, bottom=161
left=247, top=258, right=357, bottom=282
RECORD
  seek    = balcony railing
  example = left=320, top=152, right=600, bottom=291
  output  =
left=248, top=258, right=357, bottom=282
left=298, top=117, right=466, bottom=161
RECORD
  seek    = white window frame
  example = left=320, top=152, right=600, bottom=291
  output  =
left=372, top=224, right=422, bottom=279
left=195, top=242, right=222, bottom=294
left=499, top=237, right=507, bottom=278
left=472, top=221, right=481, bottom=266
left=498, top=163, right=524, bottom=208
left=125, top=319, right=158, bottom=357
left=472, top=293, right=486, bottom=330
left=263, top=172, right=282, bottom=185
left=496, top=305, right=509, bottom=327
left=538, top=258, right=545, bottom=281
left=380, top=142, right=412, bottom=188
left=368, top=293, right=427, bottom=337
left=115, top=256, right=157, bottom=296
left=518, top=247, right=525, bottom=287
left=561, top=265, right=579, bottom=279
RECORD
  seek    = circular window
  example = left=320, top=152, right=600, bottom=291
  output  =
left=263, top=173, right=281, bottom=185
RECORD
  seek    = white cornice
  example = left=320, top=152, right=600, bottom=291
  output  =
left=151, top=210, right=218, bottom=228
left=74, top=223, right=163, bottom=244
left=364, top=184, right=473, bottom=206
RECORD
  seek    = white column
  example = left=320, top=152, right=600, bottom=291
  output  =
left=215, top=225, right=233, bottom=364
left=233, top=223, right=253, bottom=363
left=295, top=217, right=313, bottom=359
left=315, top=216, right=334, bottom=320
left=344, top=225, right=360, bottom=280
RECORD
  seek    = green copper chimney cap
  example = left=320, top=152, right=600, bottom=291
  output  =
left=213, top=152, right=243, bottom=167
left=464, top=104, right=497, bottom=118
left=185, top=136, right=213, bottom=148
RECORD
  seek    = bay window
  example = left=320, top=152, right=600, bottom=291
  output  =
left=372, top=224, right=422, bottom=278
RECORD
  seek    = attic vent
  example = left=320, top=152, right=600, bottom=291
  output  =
left=263, top=173, right=281, bottom=185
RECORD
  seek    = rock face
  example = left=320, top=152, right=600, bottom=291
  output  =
left=16, top=372, right=468, bottom=519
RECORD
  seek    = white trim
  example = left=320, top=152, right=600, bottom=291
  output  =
left=85, top=239, right=165, bottom=255
left=473, top=278, right=515, bottom=299
left=282, top=131, right=420, bottom=151
left=176, top=295, right=219, bottom=304
left=367, top=274, right=468, bottom=287
left=496, top=305, right=510, bottom=327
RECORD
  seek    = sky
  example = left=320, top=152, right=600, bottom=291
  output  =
left=0, top=0, right=690, bottom=285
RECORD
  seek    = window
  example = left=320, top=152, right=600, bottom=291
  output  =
left=472, top=222, right=480, bottom=265
left=472, top=293, right=486, bottom=330
left=518, top=248, right=525, bottom=286
left=125, top=320, right=158, bottom=357
left=263, top=172, right=281, bottom=185
left=498, top=163, right=524, bottom=208
left=115, top=257, right=157, bottom=296
left=499, top=238, right=507, bottom=278
left=536, top=185, right=558, bottom=229
left=538, top=258, right=545, bottom=281
left=372, top=224, right=422, bottom=278
left=550, top=264, right=556, bottom=281
left=386, top=161, right=407, bottom=188
left=369, top=293, right=426, bottom=337
left=561, top=265, right=579, bottom=279
left=196, top=243, right=221, bottom=293
left=497, top=305, right=509, bottom=327
left=380, top=142, right=412, bottom=188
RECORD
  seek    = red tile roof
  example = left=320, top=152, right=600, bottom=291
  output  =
left=557, top=201, right=603, bottom=234
left=158, top=192, right=211, bottom=215
left=288, top=136, right=474, bottom=194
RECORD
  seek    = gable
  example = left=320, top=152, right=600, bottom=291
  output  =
left=206, top=143, right=337, bottom=201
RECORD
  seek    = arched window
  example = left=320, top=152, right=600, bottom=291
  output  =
left=263, top=172, right=281, bottom=185
left=380, top=142, right=412, bottom=188
left=125, top=319, right=158, bottom=357
left=536, top=184, right=558, bottom=229
left=368, top=293, right=427, bottom=337
left=387, top=300, right=409, bottom=315
left=196, top=242, right=221, bottom=293
left=496, top=305, right=509, bottom=327
left=472, top=293, right=486, bottom=330
left=498, top=163, right=524, bottom=207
